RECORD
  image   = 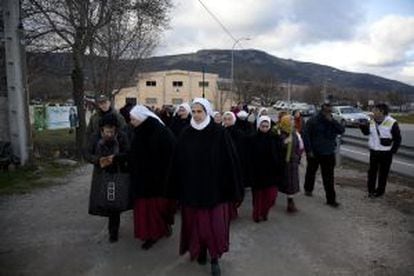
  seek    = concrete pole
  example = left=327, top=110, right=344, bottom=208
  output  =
left=3, top=0, right=31, bottom=165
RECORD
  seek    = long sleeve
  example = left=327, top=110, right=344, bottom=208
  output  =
left=359, top=122, right=370, bottom=135
left=391, top=122, right=402, bottom=154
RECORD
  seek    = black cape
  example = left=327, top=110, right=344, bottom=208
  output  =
left=168, top=119, right=244, bottom=208
left=129, top=117, right=176, bottom=198
left=247, top=130, right=284, bottom=190
left=169, top=115, right=191, bottom=138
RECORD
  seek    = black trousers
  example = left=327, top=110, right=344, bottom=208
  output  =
left=368, top=150, right=393, bottom=195
left=108, top=212, right=120, bottom=236
left=304, top=154, right=336, bottom=203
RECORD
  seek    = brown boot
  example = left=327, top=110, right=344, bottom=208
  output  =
left=287, top=198, right=298, bottom=213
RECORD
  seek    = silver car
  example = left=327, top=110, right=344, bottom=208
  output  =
left=332, top=106, right=369, bottom=127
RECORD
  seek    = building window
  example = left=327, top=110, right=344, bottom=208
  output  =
left=125, top=97, right=137, bottom=105
left=146, top=81, right=156, bottom=87
left=145, top=97, right=157, bottom=104
left=172, top=81, right=183, bottom=87
left=199, top=81, right=209, bottom=87
left=172, top=98, right=183, bottom=105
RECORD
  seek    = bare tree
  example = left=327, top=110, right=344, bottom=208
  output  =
left=22, top=0, right=172, bottom=158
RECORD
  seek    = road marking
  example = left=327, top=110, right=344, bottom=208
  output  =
left=341, top=147, right=414, bottom=168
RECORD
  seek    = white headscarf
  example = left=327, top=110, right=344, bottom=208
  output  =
left=237, top=110, right=248, bottom=120
left=258, top=107, right=268, bottom=116
left=129, top=105, right=164, bottom=125
left=257, top=115, right=271, bottom=129
left=178, top=102, right=191, bottom=116
left=190, top=98, right=212, bottom=130
left=223, top=111, right=236, bottom=127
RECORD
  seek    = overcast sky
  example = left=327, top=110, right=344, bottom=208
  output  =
left=154, top=0, right=414, bottom=85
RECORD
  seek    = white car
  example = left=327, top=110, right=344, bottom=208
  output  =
left=332, top=106, right=370, bottom=127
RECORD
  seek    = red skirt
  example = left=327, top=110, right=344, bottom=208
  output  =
left=133, top=198, right=176, bottom=241
left=180, top=203, right=231, bottom=260
left=252, top=186, right=278, bottom=222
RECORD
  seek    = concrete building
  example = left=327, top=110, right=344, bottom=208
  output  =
left=114, top=70, right=234, bottom=111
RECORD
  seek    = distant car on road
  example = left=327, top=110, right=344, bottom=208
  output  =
left=332, top=106, right=370, bottom=127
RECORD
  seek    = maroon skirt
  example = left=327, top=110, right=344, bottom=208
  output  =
left=133, top=198, right=176, bottom=240
left=252, top=186, right=278, bottom=222
left=180, top=203, right=231, bottom=260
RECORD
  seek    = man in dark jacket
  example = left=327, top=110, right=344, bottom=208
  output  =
left=303, top=102, right=345, bottom=207
left=85, top=94, right=126, bottom=139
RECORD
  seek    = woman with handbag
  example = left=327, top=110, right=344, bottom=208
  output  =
left=168, top=98, right=244, bottom=276
left=85, top=113, right=130, bottom=243
left=129, top=105, right=176, bottom=250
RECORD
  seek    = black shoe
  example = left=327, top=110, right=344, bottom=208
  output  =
left=368, top=193, right=375, bottom=198
left=305, top=191, right=313, bottom=197
left=374, top=192, right=384, bottom=198
left=141, top=239, right=157, bottom=250
left=197, top=250, right=207, bottom=265
left=327, top=201, right=340, bottom=208
left=211, top=263, right=221, bottom=276
left=109, top=232, right=118, bottom=243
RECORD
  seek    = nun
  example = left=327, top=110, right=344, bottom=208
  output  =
left=235, top=110, right=254, bottom=136
left=168, top=98, right=243, bottom=276
left=129, top=105, right=176, bottom=250
left=278, top=115, right=304, bottom=213
left=169, top=103, right=191, bottom=138
left=213, top=111, right=223, bottom=125
left=247, top=115, right=283, bottom=222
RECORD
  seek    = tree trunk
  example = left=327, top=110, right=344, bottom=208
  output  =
left=72, top=51, right=86, bottom=160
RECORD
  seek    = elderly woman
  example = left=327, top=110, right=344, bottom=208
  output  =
left=170, top=103, right=191, bottom=138
left=248, top=115, right=283, bottom=222
left=129, top=105, right=176, bottom=250
left=213, top=111, right=223, bottom=125
left=168, top=98, right=243, bottom=276
left=85, top=113, right=130, bottom=243
left=278, top=115, right=304, bottom=213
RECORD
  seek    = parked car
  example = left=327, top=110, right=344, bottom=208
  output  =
left=332, top=106, right=370, bottom=127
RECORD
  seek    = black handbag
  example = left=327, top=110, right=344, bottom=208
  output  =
left=96, top=168, right=131, bottom=213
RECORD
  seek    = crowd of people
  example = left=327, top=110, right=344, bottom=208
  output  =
left=84, top=95, right=401, bottom=276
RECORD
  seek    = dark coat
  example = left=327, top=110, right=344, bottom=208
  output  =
left=278, top=132, right=301, bottom=195
left=235, top=119, right=255, bottom=137
left=247, top=130, right=284, bottom=190
left=85, top=130, right=130, bottom=216
left=169, top=115, right=191, bottom=138
left=129, top=117, right=176, bottom=199
left=168, top=119, right=244, bottom=208
left=303, top=112, right=345, bottom=156
left=225, top=125, right=250, bottom=187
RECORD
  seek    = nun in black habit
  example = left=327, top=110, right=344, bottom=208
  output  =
left=169, top=102, right=191, bottom=138
left=247, top=115, right=284, bottom=222
left=129, top=105, right=176, bottom=250
left=168, top=98, right=243, bottom=276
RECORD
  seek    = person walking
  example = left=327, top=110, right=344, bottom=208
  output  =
left=359, top=103, right=401, bottom=197
left=277, top=115, right=304, bottom=213
left=85, top=113, right=130, bottom=243
left=168, top=98, right=243, bottom=276
left=86, top=94, right=126, bottom=138
left=129, top=105, right=176, bottom=250
left=248, top=115, right=283, bottom=222
left=303, top=102, right=345, bottom=207
left=169, top=103, right=191, bottom=138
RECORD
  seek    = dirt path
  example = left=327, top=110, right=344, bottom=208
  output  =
left=0, top=164, right=413, bottom=276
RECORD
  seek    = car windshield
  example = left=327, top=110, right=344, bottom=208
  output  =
left=340, top=107, right=361, bottom=114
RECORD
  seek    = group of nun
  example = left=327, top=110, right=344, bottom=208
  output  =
left=86, top=98, right=303, bottom=276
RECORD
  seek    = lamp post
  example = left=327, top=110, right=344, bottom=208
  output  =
left=230, top=37, right=250, bottom=101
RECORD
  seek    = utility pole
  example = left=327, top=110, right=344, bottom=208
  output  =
left=2, top=0, right=31, bottom=165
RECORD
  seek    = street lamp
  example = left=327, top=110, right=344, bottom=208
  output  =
left=230, top=37, right=250, bottom=101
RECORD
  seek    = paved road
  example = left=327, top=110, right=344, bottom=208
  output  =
left=340, top=144, right=414, bottom=179
left=1, top=165, right=413, bottom=276
left=344, top=124, right=414, bottom=147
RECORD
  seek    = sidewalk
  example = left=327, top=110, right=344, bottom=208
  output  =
left=0, top=164, right=413, bottom=276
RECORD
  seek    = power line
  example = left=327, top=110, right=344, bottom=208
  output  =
left=197, top=0, right=238, bottom=43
